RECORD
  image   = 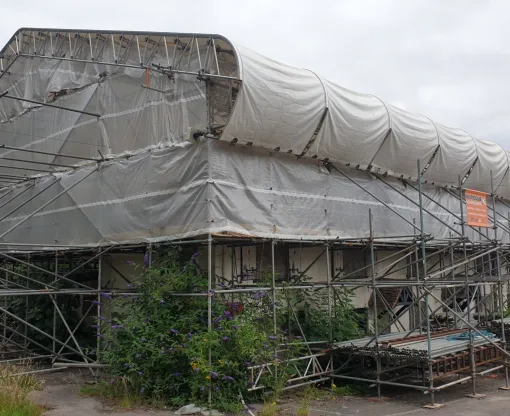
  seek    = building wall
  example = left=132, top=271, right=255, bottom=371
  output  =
left=99, top=246, right=504, bottom=334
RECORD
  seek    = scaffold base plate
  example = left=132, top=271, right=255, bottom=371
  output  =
left=465, top=393, right=486, bottom=399
left=423, top=403, right=445, bottom=409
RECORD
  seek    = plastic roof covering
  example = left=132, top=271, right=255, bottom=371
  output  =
left=0, top=28, right=238, bottom=180
left=222, top=46, right=510, bottom=196
left=0, top=28, right=509, bottom=198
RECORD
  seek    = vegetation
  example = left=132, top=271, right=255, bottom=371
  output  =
left=90, top=247, right=360, bottom=411
left=0, top=364, right=43, bottom=416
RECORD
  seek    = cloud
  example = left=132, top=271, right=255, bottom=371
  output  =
left=1, top=0, right=510, bottom=146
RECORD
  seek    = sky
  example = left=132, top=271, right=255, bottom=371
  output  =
left=1, top=0, right=510, bottom=147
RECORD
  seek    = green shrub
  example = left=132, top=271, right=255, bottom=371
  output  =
left=99, top=249, right=291, bottom=411
left=98, top=248, right=360, bottom=411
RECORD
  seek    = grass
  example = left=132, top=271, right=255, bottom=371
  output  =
left=0, top=363, right=44, bottom=416
left=259, top=401, right=278, bottom=416
left=0, top=394, right=43, bottom=416
left=80, top=381, right=143, bottom=410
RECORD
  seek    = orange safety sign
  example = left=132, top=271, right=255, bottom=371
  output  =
left=465, top=189, right=489, bottom=228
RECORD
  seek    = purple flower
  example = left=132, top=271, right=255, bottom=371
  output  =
left=167, top=347, right=174, bottom=352
left=140, top=338, right=147, bottom=342
left=126, top=283, right=134, bottom=288
left=91, top=300, right=101, bottom=305
left=171, top=372, right=181, bottom=377
left=144, top=251, right=149, bottom=267
left=169, top=328, right=178, bottom=334
left=90, top=324, right=99, bottom=329
left=213, top=316, right=223, bottom=324
left=98, top=316, right=105, bottom=321
left=192, top=252, right=199, bottom=258
left=268, top=335, right=277, bottom=341
left=159, top=299, right=165, bottom=304
left=111, top=324, right=124, bottom=329
left=222, top=336, right=229, bottom=341
left=97, top=333, right=104, bottom=339
left=210, top=371, right=218, bottom=379
left=215, top=386, right=220, bottom=392
left=135, top=353, right=140, bottom=359
left=223, top=376, right=235, bottom=382
left=216, top=326, right=223, bottom=331
left=101, top=292, right=112, bottom=299
left=126, top=260, right=134, bottom=265
left=295, top=336, right=302, bottom=339
left=200, top=386, right=205, bottom=393
left=109, top=378, right=115, bottom=384
left=224, top=310, right=231, bottom=317
left=124, top=363, right=130, bottom=368
left=140, top=387, right=145, bottom=394
left=137, top=371, right=143, bottom=376
left=194, top=367, right=199, bottom=373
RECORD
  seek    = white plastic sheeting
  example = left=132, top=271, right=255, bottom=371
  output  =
left=223, top=45, right=510, bottom=195
left=221, top=46, right=326, bottom=153
left=2, top=31, right=510, bottom=196
left=0, top=29, right=509, bottom=248
left=0, top=139, right=504, bottom=248
left=0, top=40, right=210, bottom=178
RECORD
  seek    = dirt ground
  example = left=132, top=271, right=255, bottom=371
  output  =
left=27, top=370, right=510, bottom=416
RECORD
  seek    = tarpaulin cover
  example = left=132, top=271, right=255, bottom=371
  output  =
left=222, top=45, right=510, bottom=194
left=0, top=29, right=509, bottom=247
left=0, top=139, right=505, bottom=248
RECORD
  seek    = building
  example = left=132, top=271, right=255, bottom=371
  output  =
left=0, top=28, right=509, bottom=404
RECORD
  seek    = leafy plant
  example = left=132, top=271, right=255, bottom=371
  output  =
left=99, top=249, right=288, bottom=411
left=96, top=248, right=360, bottom=411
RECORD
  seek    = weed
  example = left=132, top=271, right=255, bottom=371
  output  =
left=80, top=380, right=143, bottom=409
left=259, top=401, right=278, bottom=416
left=0, top=364, right=43, bottom=416
left=0, top=394, right=44, bottom=416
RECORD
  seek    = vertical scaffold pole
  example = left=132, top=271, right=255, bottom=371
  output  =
left=53, top=253, right=58, bottom=356
left=271, top=240, right=277, bottom=336
left=326, top=242, right=334, bottom=384
left=414, top=218, right=422, bottom=335
left=418, top=160, right=434, bottom=405
left=458, top=175, right=476, bottom=397
left=24, top=255, right=29, bottom=349
left=207, top=234, right=213, bottom=409
left=96, top=254, right=102, bottom=377
left=369, top=208, right=380, bottom=397
left=326, top=243, right=332, bottom=343
left=271, top=239, right=278, bottom=384
left=492, top=172, right=510, bottom=390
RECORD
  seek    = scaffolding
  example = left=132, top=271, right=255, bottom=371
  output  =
left=0, top=28, right=510, bottom=409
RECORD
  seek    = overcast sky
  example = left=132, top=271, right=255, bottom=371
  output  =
left=2, top=0, right=510, bottom=147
